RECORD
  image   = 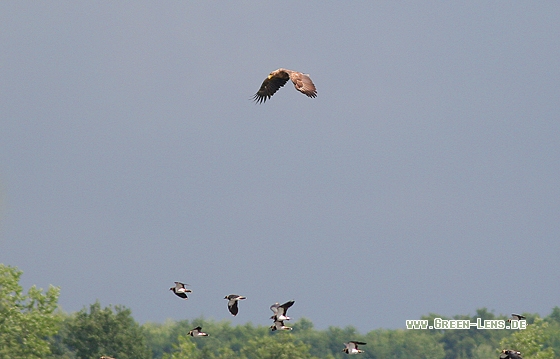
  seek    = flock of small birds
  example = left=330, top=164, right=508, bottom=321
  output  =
left=169, top=281, right=367, bottom=355
left=170, top=285, right=528, bottom=359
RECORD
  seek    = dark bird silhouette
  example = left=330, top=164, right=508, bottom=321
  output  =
left=170, top=281, right=192, bottom=299
left=188, top=326, right=209, bottom=337
left=343, top=341, right=367, bottom=355
left=507, top=313, right=526, bottom=323
left=224, top=294, right=247, bottom=316
left=270, top=300, right=295, bottom=321
left=270, top=319, right=292, bottom=331
left=500, top=349, right=523, bottom=359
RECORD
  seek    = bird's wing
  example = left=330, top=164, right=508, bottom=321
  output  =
left=253, top=70, right=290, bottom=103
left=229, top=300, right=239, bottom=316
left=280, top=300, right=295, bottom=314
left=289, top=72, right=317, bottom=98
left=174, top=291, right=188, bottom=299
left=176, top=282, right=187, bottom=289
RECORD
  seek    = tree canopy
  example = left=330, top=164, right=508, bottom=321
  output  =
left=0, top=264, right=61, bottom=359
left=63, top=301, right=152, bottom=359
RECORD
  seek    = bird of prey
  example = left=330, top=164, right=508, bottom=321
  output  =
left=342, top=341, right=367, bottom=355
left=507, top=313, right=526, bottom=323
left=500, top=349, right=523, bottom=359
left=270, top=319, right=292, bottom=331
left=224, top=294, right=247, bottom=316
left=170, top=282, right=192, bottom=299
left=270, top=300, right=295, bottom=321
left=253, top=68, right=317, bottom=103
left=188, top=326, right=209, bottom=337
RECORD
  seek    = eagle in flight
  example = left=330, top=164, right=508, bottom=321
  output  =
left=253, top=68, right=317, bottom=103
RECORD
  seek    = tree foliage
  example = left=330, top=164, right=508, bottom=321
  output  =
left=499, top=317, right=555, bottom=359
left=0, top=264, right=61, bottom=359
left=161, top=330, right=318, bottom=359
left=240, top=333, right=318, bottom=359
left=162, top=335, right=199, bottom=359
left=366, top=329, right=445, bottom=359
left=63, top=300, right=152, bottom=359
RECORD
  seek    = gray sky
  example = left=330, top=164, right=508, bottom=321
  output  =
left=1, top=2, right=559, bottom=332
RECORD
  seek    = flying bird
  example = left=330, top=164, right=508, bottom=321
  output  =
left=170, top=282, right=192, bottom=299
left=188, top=326, right=209, bottom=337
left=507, top=313, right=526, bottom=323
left=342, top=341, right=367, bottom=355
left=224, top=294, right=247, bottom=316
left=253, top=68, right=317, bottom=103
left=270, top=300, right=295, bottom=321
left=270, top=319, right=292, bottom=331
left=500, top=349, right=523, bottom=359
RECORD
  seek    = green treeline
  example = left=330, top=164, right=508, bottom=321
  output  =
left=49, top=306, right=560, bottom=359
left=2, top=264, right=559, bottom=359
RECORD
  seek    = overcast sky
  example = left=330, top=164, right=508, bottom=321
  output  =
left=1, top=2, right=559, bottom=332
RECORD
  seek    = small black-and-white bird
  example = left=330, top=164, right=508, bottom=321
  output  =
left=224, top=294, right=247, bottom=316
left=342, top=341, right=367, bottom=355
left=270, top=319, right=292, bottom=331
left=500, top=349, right=523, bottom=359
left=270, top=300, right=295, bottom=321
left=188, top=326, right=209, bottom=337
left=507, top=313, right=526, bottom=323
left=170, top=282, right=192, bottom=299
